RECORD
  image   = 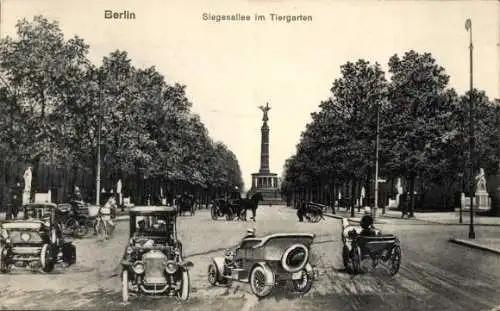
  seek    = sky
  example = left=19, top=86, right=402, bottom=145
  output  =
left=1, top=0, right=499, bottom=191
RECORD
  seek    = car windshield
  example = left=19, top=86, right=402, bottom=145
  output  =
left=24, top=206, right=52, bottom=220
left=134, top=215, right=174, bottom=237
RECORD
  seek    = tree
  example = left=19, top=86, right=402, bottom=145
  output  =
left=385, top=50, right=452, bottom=215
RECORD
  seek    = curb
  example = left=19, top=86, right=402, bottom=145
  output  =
left=449, top=238, right=500, bottom=255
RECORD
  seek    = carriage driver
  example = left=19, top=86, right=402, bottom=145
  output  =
left=359, top=206, right=378, bottom=236
left=229, top=186, right=241, bottom=205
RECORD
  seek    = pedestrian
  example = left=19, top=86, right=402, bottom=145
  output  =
left=297, top=199, right=306, bottom=222
left=400, top=192, right=409, bottom=218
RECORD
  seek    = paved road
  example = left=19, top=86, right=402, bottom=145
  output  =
left=0, top=206, right=499, bottom=311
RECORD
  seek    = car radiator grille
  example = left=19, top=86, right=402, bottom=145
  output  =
left=144, top=257, right=166, bottom=284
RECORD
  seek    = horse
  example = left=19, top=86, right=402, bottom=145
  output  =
left=235, top=192, right=264, bottom=221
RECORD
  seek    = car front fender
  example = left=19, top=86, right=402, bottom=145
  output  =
left=178, top=260, right=194, bottom=269
left=120, top=258, right=132, bottom=266
left=254, top=262, right=275, bottom=286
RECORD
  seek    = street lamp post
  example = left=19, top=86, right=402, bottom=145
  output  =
left=96, top=70, right=102, bottom=206
left=373, top=102, right=381, bottom=220
left=458, top=172, right=463, bottom=224
left=465, top=18, right=475, bottom=239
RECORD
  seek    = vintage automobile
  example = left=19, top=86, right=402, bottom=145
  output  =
left=208, top=232, right=319, bottom=298
left=120, top=206, right=193, bottom=303
left=0, top=203, right=76, bottom=273
left=341, top=217, right=401, bottom=275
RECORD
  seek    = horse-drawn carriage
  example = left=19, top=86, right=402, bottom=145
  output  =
left=341, top=217, right=401, bottom=275
left=176, top=193, right=195, bottom=216
left=210, top=193, right=263, bottom=222
left=300, top=202, right=326, bottom=223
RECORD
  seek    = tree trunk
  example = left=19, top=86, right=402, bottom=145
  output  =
left=350, top=179, right=356, bottom=217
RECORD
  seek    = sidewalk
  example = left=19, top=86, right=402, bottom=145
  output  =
left=381, top=210, right=500, bottom=226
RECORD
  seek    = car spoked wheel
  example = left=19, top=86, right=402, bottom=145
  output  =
left=121, top=269, right=129, bottom=303
left=176, top=270, right=190, bottom=301
left=249, top=266, right=273, bottom=298
left=292, top=269, right=313, bottom=294
left=211, top=206, right=218, bottom=220
left=0, top=247, right=9, bottom=273
left=388, top=245, right=402, bottom=276
left=208, top=264, right=218, bottom=286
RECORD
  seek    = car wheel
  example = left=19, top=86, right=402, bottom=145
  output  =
left=249, top=266, right=273, bottom=298
left=177, top=269, right=190, bottom=301
left=208, top=263, right=219, bottom=286
left=388, top=245, right=402, bottom=276
left=292, top=269, right=313, bottom=294
left=122, top=269, right=129, bottom=303
left=41, top=244, right=55, bottom=273
left=0, top=248, right=8, bottom=273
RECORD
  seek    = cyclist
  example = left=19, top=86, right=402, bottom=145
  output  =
left=97, top=197, right=115, bottom=239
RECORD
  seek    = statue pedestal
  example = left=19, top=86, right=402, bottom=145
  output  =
left=475, top=191, right=491, bottom=211
left=250, top=172, right=283, bottom=205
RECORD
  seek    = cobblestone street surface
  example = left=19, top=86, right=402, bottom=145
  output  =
left=1, top=206, right=499, bottom=311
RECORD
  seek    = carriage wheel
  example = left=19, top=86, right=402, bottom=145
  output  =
left=226, top=210, right=234, bottom=221
left=388, top=245, right=402, bottom=276
left=310, top=214, right=321, bottom=223
left=342, top=246, right=352, bottom=273
left=239, top=209, right=247, bottom=221
left=211, top=206, right=218, bottom=220
left=350, top=246, right=361, bottom=274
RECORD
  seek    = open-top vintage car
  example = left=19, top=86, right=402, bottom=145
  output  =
left=341, top=217, right=401, bottom=275
left=0, top=203, right=76, bottom=273
left=208, top=232, right=318, bottom=298
left=120, top=206, right=193, bottom=303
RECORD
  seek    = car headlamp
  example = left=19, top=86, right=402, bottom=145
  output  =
left=126, top=246, right=133, bottom=254
left=132, top=262, right=145, bottom=274
left=165, top=260, right=178, bottom=274
left=20, top=232, right=31, bottom=242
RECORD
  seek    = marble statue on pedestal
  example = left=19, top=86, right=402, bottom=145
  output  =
left=23, top=166, right=32, bottom=204
left=475, top=168, right=490, bottom=210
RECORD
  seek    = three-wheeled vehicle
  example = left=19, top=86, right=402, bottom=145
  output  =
left=120, top=206, right=193, bottom=303
left=208, top=232, right=319, bottom=298
left=0, top=203, right=76, bottom=273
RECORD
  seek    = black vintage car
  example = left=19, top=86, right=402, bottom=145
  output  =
left=0, top=203, right=76, bottom=273
left=120, top=206, right=193, bottom=303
